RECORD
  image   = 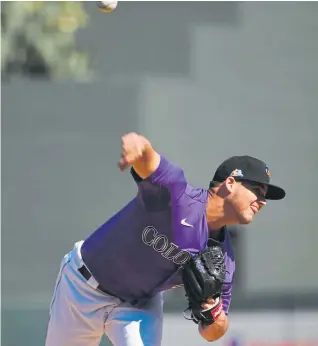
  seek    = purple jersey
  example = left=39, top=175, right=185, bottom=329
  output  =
left=81, top=155, right=235, bottom=314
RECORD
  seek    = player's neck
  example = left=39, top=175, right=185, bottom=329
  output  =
left=206, top=193, right=228, bottom=232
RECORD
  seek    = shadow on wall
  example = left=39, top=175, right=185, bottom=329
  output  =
left=81, top=1, right=240, bottom=79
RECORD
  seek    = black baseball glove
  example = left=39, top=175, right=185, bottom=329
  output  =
left=182, top=246, right=226, bottom=326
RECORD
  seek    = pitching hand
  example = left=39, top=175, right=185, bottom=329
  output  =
left=118, top=132, right=149, bottom=171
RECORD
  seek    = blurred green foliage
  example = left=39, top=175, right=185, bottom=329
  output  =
left=1, top=1, right=93, bottom=81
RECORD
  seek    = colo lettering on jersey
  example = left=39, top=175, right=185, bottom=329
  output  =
left=142, top=226, right=191, bottom=265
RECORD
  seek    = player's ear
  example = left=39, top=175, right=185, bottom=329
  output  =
left=215, top=177, right=235, bottom=198
left=223, top=177, right=236, bottom=194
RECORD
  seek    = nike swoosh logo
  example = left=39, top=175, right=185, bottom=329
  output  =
left=181, top=218, right=193, bottom=227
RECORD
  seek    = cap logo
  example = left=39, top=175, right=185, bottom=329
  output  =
left=265, top=165, right=271, bottom=177
left=230, top=169, right=244, bottom=177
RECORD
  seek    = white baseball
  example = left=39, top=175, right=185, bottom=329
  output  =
left=97, top=1, right=118, bottom=12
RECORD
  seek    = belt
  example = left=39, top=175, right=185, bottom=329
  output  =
left=78, top=265, right=119, bottom=299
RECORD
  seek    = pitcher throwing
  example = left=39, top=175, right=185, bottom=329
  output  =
left=45, top=132, right=285, bottom=346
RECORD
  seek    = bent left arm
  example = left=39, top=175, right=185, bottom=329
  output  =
left=199, top=311, right=228, bottom=342
left=198, top=274, right=234, bottom=342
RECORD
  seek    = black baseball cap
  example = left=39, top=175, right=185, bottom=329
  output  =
left=210, top=156, right=285, bottom=200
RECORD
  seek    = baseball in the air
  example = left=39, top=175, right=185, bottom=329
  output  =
left=97, top=1, right=118, bottom=12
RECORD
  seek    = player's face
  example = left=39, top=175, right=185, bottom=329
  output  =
left=227, top=180, right=267, bottom=224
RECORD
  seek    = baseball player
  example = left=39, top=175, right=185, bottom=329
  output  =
left=45, top=132, right=285, bottom=346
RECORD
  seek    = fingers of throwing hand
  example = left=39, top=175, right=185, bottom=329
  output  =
left=118, top=133, right=143, bottom=170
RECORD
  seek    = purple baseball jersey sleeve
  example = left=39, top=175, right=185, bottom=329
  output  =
left=150, top=155, right=187, bottom=200
left=81, top=155, right=235, bottom=314
left=132, top=155, right=186, bottom=210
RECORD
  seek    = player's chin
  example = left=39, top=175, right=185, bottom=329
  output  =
left=238, top=211, right=254, bottom=224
